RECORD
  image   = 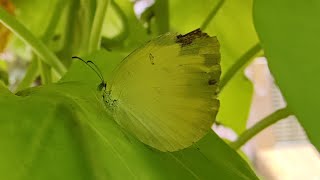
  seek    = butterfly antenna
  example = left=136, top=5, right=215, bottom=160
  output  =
left=72, top=56, right=105, bottom=83
left=87, top=60, right=105, bottom=83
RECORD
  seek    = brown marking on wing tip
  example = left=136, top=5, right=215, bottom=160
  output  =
left=176, top=29, right=209, bottom=46
left=208, top=79, right=217, bottom=85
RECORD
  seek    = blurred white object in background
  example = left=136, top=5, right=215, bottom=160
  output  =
left=212, top=123, right=238, bottom=142
left=245, top=57, right=320, bottom=180
left=132, top=0, right=155, bottom=19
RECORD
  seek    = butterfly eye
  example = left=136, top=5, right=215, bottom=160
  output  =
left=97, top=82, right=107, bottom=92
left=97, top=82, right=106, bottom=91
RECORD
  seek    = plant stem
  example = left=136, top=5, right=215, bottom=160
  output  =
left=154, top=0, right=169, bottom=34
left=89, top=0, right=109, bottom=53
left=78, top=0, right=94, bottom=55
left=0, top=7, right=66, bottom=76
left=42, top=0, right=66, bottom=43
left=201, top=0, right=225, bottom=31
left=56, top=0, right=78, bottom=65
left=39, top=0, right=66, bottom=84
left=230, top=107, right=292, bottom=149
left=39, top=60, right=52, bottom=85
left=15, top=55, right=39, bottom=92
left=100, top=0, right=129, bottom=49
left=219, top=43, right=261, bottom=91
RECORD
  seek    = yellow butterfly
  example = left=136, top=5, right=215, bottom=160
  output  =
left=75, top=29, right=220, bottom=152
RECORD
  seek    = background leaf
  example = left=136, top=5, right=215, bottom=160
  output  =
left=253, top=0, right=320, bottom=150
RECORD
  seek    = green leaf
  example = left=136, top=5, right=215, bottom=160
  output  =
left=169, top=0, right=260, bottom=134
left=0, top=50, right=258, bottom=179
left=253, top=0, right=320, bottom=150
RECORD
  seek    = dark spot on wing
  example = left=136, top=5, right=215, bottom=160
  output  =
left=53, top=34, right=61, bottom=41
left=149, top=53, right=155, bottom=65
left=208, top=79, right=217, bottom=85
left=202, top=54, right=221, bottom=67
left=176, top=28, right=209, bottom=46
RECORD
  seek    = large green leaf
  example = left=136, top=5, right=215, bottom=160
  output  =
left=169, top=0, right=260, bottom=134
left=253, top=0, right=320, bottom=150
left=0, top=50, right=258, bottom=179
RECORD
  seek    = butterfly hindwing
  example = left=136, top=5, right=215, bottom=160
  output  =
left=106, top=29, right=221, bottom=152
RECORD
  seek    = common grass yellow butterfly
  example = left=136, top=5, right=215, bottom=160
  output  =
left=74, top=29, right=221, bottom=152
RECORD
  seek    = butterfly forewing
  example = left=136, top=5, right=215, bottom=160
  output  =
left=105, top=29, right=221, bottom=152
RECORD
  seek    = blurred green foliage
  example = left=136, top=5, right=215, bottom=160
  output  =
left=2, top=0, right=319, bottom=178
left=0, top=0, right=261, bottom=179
